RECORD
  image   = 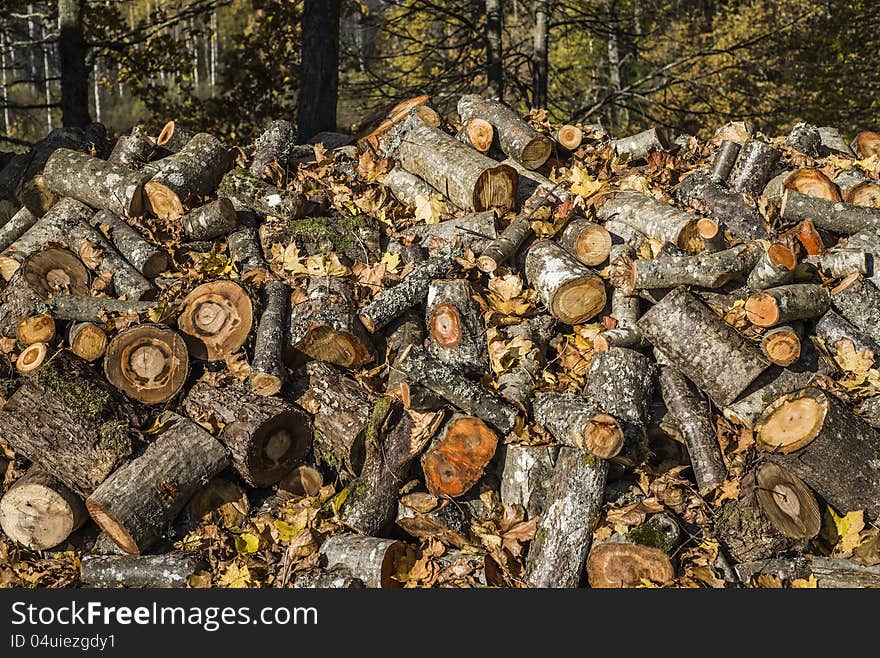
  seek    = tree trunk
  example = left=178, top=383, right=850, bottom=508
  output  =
left=637, top=287, right=769, bottom=407
left=532, top=0, right=549, bottom=109
left=58, top=0, right=90, bottom=128
left=485, top=0, right=504, bottom=100
left=80, top=553, right=205, bottom=588
left=86, top=412, right=228, bottom=555
left=298, top=0, right=341, bottom=142
left=182, top=380, right=311, bottom=487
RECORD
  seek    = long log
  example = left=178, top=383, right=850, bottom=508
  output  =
left=87, top=210, right=168, bottom=278
left=80, top=553, right=205, bottom=588
left=227, top=227, right=270, bottom=284
left=498, top=442, right=558, bottom=518
left=734, top=556, right=880, bottom=588
left=611, top=127, right=669, bottom=161
left=677, top=170, right=769, bottom=240
left=182, top=380, right=311, bottom=487
left=249, top=280, right=289, bottom=396
left=525, top=447, right=607, bottom=588
left=532, top=392, right=624, bottom=459
left=86, top=412, right=229, bottom=555
left=638, top=286, right=769, bottom=407
left=457, top=95, right=552, bottom=169
left=0, top=206, right=37, bottom=253
left=380, top=166, right=444, bottom=209
left=48, top=295, right=157, bottom=323
left=16, top=127, right=84, bottom=216
left=597, top=191, right=699, bottom=248
left=219, top=168, right=308, bottom=220
left=623, top=243, right=760, bottom=294
left=524, top=239, right=606, bottom=325
left=781, top=189, right=880, bottom=235
left=42, top=149, right=150, bottom=217
left=320, top=534, right=408, bottom=589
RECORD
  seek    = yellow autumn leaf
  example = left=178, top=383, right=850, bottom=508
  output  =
left=834, top=338, right=874, bottom=375
left=414, top=194, right=445, bottom=225
left=380, top=251, right=401, bottom=274
left=234, top=532, right=260, bottom=554
left=618, top=174, right=652, bottom=195
left=569, top=166, right=604, bottom=198
left=273, top=520, right=302, bottom=543
left=218, top=562, right=252, bottom=588
left=823, top=507, right=865, bottom=555
left=328, top=484, right=351, bottom=516
left=488, top=273, right=523, bottom=302
left=790, top=575, right=818, bottom=588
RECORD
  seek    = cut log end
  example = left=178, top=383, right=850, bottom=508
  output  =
left=583, top=413, right=625, bottom=459
left=429, top=302, right=462, bottom=348
left=755, top=461, right=821, bottom=540
left=0, top=473, right=85, bottom=550
left=557, top=125, right=584, bottom=151
left=574, top=224, right=613, bottom=266
left=179, top=280, right=253, bottom=361
left=755, top=388, right=827, bottom=454
left=465, top=118, right=494, bottom=152
left=86, top=499, right=140, bottom=555
left=104, top=325, right=189, bottom=404
left=16, top=342, right=48, bottom=374
left=231, top=412, right=312, bottom=487
left=17, top=313, right=55, bottom=344
left=845, top=181, right=880, bottom=208
left=587, top=542, right=675, bottom=588
left=762, top=327, right=801, bottom=366
left=249, top=371, right=283, bottom=397
left=473, top=164, right=518, bottom=212
left=422, top=416, right=499, bottom=498
left=144, top=181, right=184, bottom=220
left=520, top=136, right=553, bottom=170
left=853, top=131, right=880, bottom=158
left=744, top=292, right=780, bottom=327
left=696, top=217, right=720, bottom=240
left=23, top=248, right=90, bottom=299
left=68, top=323, right=108, bottom=362
left=784, top=169, right=841, bottom=202
left=552, top=276, right=607, bottom=325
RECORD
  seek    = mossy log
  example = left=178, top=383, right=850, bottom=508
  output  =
left=290, top=276, right=374, bottom=369
left=145, top=132, right=231, bottom=219
left=638, top=287, right=769, bottom=407
left=86, top=412, right=228, bottom=555
left=219, top=168, right=309, bottom=220
left=457, top=95, right=552, bottom=169
left=42, top=148, right=150, bottom=217
left=0, top=350, right=141, bottom=496
left=80, top=553, right=205, bottom=588
left=0, top=467, right=88, bottom=550
left=249, top=280, right=289, bottom=396
left=259, top=214, right=380, bottom=264
left=182, top=380, right=311, bottom=487
left=525, top=447, right=607, bottom=588
left=87, top=210, right=168, bottom=278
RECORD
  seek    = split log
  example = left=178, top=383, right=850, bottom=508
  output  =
left=86, top=412, right=228, bottom=555
left=422, top=414, right=499, bottom=498
left=320, top=534, right=409, bottom=589
left=17, top=313, right=54, bottom=345
left=556, top=125, right=583, bottom=151
left=0, top=206, right=37, bottom=253
left=290, top=277, right=374, bottom=368
left=16, top=127, right=84, bottom=215
left=108, top=125, right=156, bottom=167
left=558, top=216, right=612, bottom=266
left=360, top=248, right=459, bottom=333
left=67, top=322, right=107, bottom=362
left=381, top=112, right=518, bottom=212
left=756, top=387, right=880, bottom=517
left=104, top=324, right=189, bottom=405
left=710, top=140, right=741, bottom=182
left=219, top=168, right=308, bottom=220
left=395, top=345, right=518, bottom=434
left=80, top=553, right=205, bottom=589
left=396, top=494, right=470, bottom=547
left=48, top=295, right=157, bottom=323
left=155, top=121, right=195, bottom=154
left=380, top=166, right=444, bottom=210
left=182, top=380, right=311, bottom=487
left=815, top=310, right=879, bottom=356
left=457, top=95, right=552, bottom=169
left=292, top=568, right=365, bottom=589
left=456, top=118, right=494, bottom=153
left=425, top=278, right=487, bottom=374
left=524, top=239, right=606, bottom=324
left=341, top=399, right=436, bottom=535
left=87, top=210, right=168, bottom=278
left=16, top=342, right=49, bottom=374
left=595, top=286, right=644, bottom=351
left=735, top=556, right=880, bottom=588
left=658, top=366, right=727, bottom=494
left=587, top=514, right=679, bottom=588
left=852, top=130, right=880, bottom=158
left=227, top=227, right=269, bottom=283
left=638, top=287, right=769, bottom=407
left=723, top=368, right=817, bottom=429
left=0, top=350, right=140, bottom=496
left=404, top=211, right=496, bottom=254
left=677, top=171, right=769, bottom=240
left=525, top=447, right=607, bottom=588
left=532, top=392, right=624, bottom=459
left=0, top=197, right=93, bottom=279
left=250, top=119, right=297, bottom=177
left=181, top=198, right=238, bottom=241
left=496, top=314, right=555, bottom=411
left=0, top=467, right=87, bottom=550
left=249, top=280, right=289, bottom=396
left=783, top=168, right=840, bottom=202
left=744, top=284, right=830, bottom=327
left=498, top=442, right=558, bottom=519
left=781, top=189, right=880, bottom=235
left=728, top=139, right=779, bottom=195
left=623, top=243, right=760, bottom=294
left=753, top=461, right=821, bottom=540
left=0, top=248, right=89, bottom=337
left=817, top=126, right=855, bottom=157
left=747, top=241, right=798, bottom=290
left=611, top=127, right=669, bottom=161
left=42, top=149, right=150, bottom=217
left=786, top=122, right=821, bottom=156
left=296, top=362, right=371, bottom=478
left=145, top=133, right=231, bottom=219
left=178, top=280, right=253, bottom=361
left=761, top=324, right=802, bottom=366
left=830, top=277, right=880, bottom=347
left=597, top=191, right=699, bottom=249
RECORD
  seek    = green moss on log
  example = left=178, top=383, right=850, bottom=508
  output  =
left=34, top=362, right=113, bottom=423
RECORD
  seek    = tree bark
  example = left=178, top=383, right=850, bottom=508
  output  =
left=219, top=168, right=308, bottom=220
left=830, top=277, right=880, bottom=347
left=320, top=534, right=408, bottom=589
left=532, top=392, right=624, bottom=459
left=621, top=243, right=760, bottom=294
left=48, top=295, right=157, bottom=323
left=298, top=0, right=341, bottom=142
left=595, top=285, right=643, bottom=351
left=526, top=447, right=607, bottom=588
left=498, top=442, right=558, bottom=519
left=532, top=0, right=549, bottom=109
left=86, top=412, right=228, bottom=555
left=182, top=380, right=311, bottom=487
left=426, top=278, right=487, bottom=374
left=524, top=239, right=606, bottom=324
left=815, top=310, right=880, bottom=356
left=817, top=126, right=855, bottom=157
left=251, top=120, right=297, bottom=177
left=87, top=210, right=167, bottom=278
left=597, top=191, right=698, bottom=248
left=108, top=125, right=156, bottom=167
left=249, top=280, right=289, bottom=396
left=155, top=121, right=196, bottom=155
left=728, top=139, right=779, bottom=195
left=715, top=495, right=797, bottom=563
left=497, top=314, right=555, bottom=411
left=711, top=140, right=741, bottom=183
left=181, top=198, right=237, bottom=241
left=227, top=227, right=269, bottom=284
left=381, top=166, right=443, bottom=209
left=611, top=128, right=669, bottom=161
left=80, top=553, right=205, bottom=588
left=0, top=207, right=37, bottom=253
left=781, top=189, right=880, bottom=235
left=637, top=286, right=769, bottom=407
left=745, top=284, right=830, bottom=328
left=677, top=170, right=769, bottom=240
left=735, top=556, right=880, bottom=588
left=58, top=0, right=90, bottom=128
left=457, top=95, right=552, bottom=169
left=747, top=242, right=797, bottom=290
left=485, top=0, right=504, bottom=100
left=405, top=211, right=496, bottom=254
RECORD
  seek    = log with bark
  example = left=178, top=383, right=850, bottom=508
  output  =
left=249, top=280, right=289, bottom=396
left=497, top=442, right=558, bottom=519
left=815, top=310, right=880, bottom=356
left=611, top=127, right=669, bottom=162
left=219, top=168, right=309, bottom=220
left=48, top=295, right=157, bottom=323
left=108, top=125, right=156, bottom=167
left=380, top=166, right=445, bottom=210
left=595, top=285, right=643, bottom=352
left=734, top=556, right=880, bottom=588
left=745, top=284, right=830, bottom=328
left=0, top=206, right=37, bottom=253
left=829, top=277, right=880, bottom=347
left=558, top=216, right=612, bottom=266
left=710, top=140, right=741, bottom=182
left=496, top=314, right=555, bottom=411
left=525, top=239, right=606, bottom=324
left=104, top=324, right=189, bottom=405
left=760, top=324, right=802, bottom=366
left=425, top=278, right=487, bottom=374
left=532, top=392, right=624, bottom=459
left=156, top=121, right=196, bottom=154
left=86, top=412, right=228, bottom=554
left=781, top=189, right=880, bottom=235
left=86, top=210, right=169, bottom=278
left=597, top=191, right=699, bottom=249
left=181, top=198, right=238, bottom=241
left=250, top=119, right=298, bottom=177
left=320, top=533, right=409, bottom=588
left=183, top=380, right=311, bottom=487
left=178, top=280, right=253, bottom=361
left=404, top=211, right=496, bottom=254
left=227, top=226, right=270, bottom=283
left=728, top=139, right=779, bottom=195
left=80, top=553, right=205, bottom=588
left=16, top=127, right=85, bottom=216
left=457, top=95, right=552, bottom=169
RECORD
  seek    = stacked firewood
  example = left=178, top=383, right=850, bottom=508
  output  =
left=1, top=96, right=880, bottom=589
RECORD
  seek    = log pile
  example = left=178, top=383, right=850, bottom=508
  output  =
left=2, top=100, right=880, bottom=590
